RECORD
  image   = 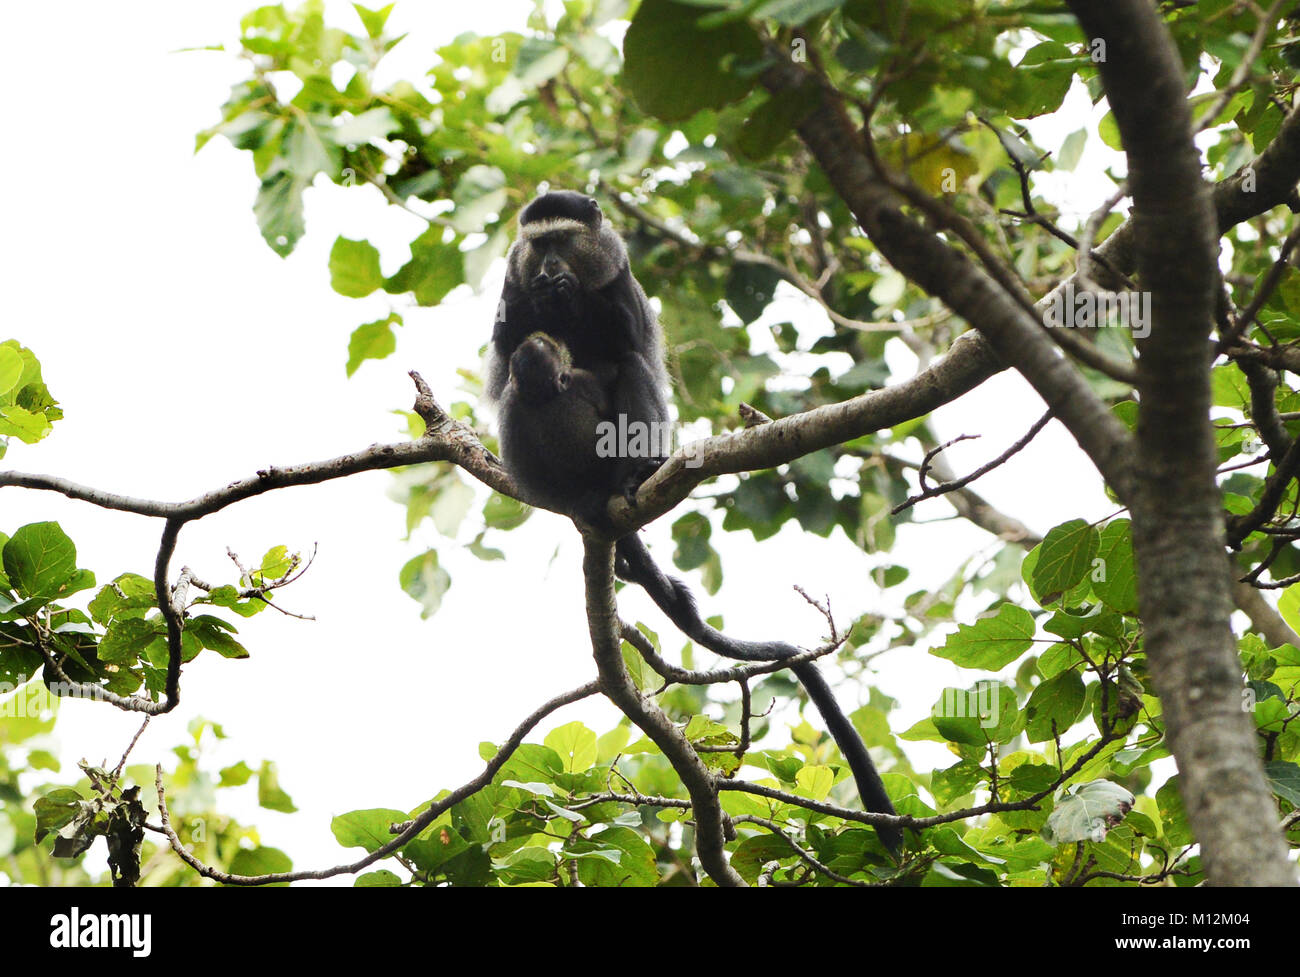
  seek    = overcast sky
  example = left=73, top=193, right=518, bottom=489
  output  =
left=1, top=2, right=1133, bottom=881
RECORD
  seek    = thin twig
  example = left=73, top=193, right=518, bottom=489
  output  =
left=893, top=410, right=1054, bottom=514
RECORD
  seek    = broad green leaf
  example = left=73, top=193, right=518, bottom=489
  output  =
left=1264, top=760, right=1300, bottom=807
left=331, top=107, right=396, bottom=146
left=755, top=0, right=845, bottom=27
left=385, top=225, right=463, bottom=306
left=332, top=808, right=408, bottom=851
left=99, top=618, right=164, bottom=666
left=3, top=523, right=77, bottom=600
left=1024, top=668, right=1086, bottom=743
left=258, top=761, right=298, bottom=813
left=399, top=549, right=451, bottom=618
left=352, top=3, right=395, bottom=39
left=89, top=573, right=156, bottom=626
left=624, top=0, right=763, bottom=122
left=229, top=846, right=292, bottom=881
left=931, top=684, right=1019, bottom=746
left=1030, top=520, right=1100, bottom=600
left=496, top=847, right=558, bottom=884
left=572, top=826, right=658, bottom=886
left=544, top=721, right=599, bottom=774
left=254, top=171, right=307, bottom=257
left=932, top=604, right=1036, bottom=670
left=1041, top=780, right=1134, bottom=845
left=0, top=346, right=22, bottom=395
left=1093, top=519, right=1137, bottom=614
left=346, top=313, right=400, bottom=376
left=355, top=869, right=402, bottom=886
left=219, top=761, right=255, bottom=787
left=329, top=237, right=384, bottom=297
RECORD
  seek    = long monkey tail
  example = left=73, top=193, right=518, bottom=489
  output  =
left=614, top=533, right=902, bottom=853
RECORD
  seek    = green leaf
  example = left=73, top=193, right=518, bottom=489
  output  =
left=513, top=37, right=570, bottom=86
left=1008, top=42, right=1075, bottom=118
left=544, top=721, right=599, bottom=774
left=624, top=0, right=764, bottom=123
left=283, top=118, right=337, bottom=180
left=189, top=615, right=250, bottom=659
left=206, top=585, right=267, bottom=618
left=258, top=545, right=293, bottom=581
left=0, top=345, right=22, bottom=395
left=1098, top=110, right=1122, bottom=151
left=1264, top=760, right=1300, bottom=807
left=257, top=761, right=298, bottom=813
left=33, top=787, right=85, bottom=845
left=346, top=313, right=401, bottom=376
left=1041, top=780, right=1134, bottom=845
left=1030, top=520, right=1100, bottom=600
left=1023, top=669, right=1086, bottom=743
left=483, top=492, right=531, bottom=530
left=450, top=165, right=507, bottom=234
left=254, top=171, right=307, bottom=257
left=1279, top=583, right=1300, bottom=635
left=3, top=522, right=77, bottom=600
left=400, top=549, right=451, bottom=618
left=734, top=84, right=818, bottom=161
left=219, top=761, right=255, bottom=787
left=99, top=618, right=164, bottom=666
left=88, top=573, right=156, bottom=626
left=0, top=405, right=51, bottom=443
left=1092, top=519, right=1137, bottom=615
left=331, top=107, right=397, bottom=146
left=572, top=826, right=658, bottom=886
left=353, top=3, right=395, bottom=38
left=932, top=604, right=1035, bottom=670
left=725, top=263, right=783, bottom=323
left=229, top=846, right=293, bottom=881
left=671, top=511, right=714, bottom=571
left=355, top=869, right=402, bottom=886
left=332, top=808, right=408, bottom=852
left=385, top=225, right=463, bottom=306
left=731, top=833, right=796, bottom=883
left=931, top=684, right=1019, bottom=746
left=496, top=847, right=558, bottom=884
left=1057, top=128, right=1087, bottom=170
left=329, top=237, right=385, bottom=297
left=755, top=0, right=845, bottom=27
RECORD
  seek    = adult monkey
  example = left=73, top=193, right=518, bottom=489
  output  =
left=487, top=190, right=902, bottom=853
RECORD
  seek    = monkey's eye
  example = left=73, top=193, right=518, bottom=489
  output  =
left=558, top=371, right=571, bottom=389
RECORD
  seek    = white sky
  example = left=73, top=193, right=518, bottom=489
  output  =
left=0, top=2, right=1142, bottom=882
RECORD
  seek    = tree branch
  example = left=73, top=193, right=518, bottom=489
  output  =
left=1068, top=0, right=1296, bottom=887
left=582, top=537, right=743, bottom=886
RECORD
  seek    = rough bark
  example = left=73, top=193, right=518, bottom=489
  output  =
left=1068, top=0, right=1294, bottom=886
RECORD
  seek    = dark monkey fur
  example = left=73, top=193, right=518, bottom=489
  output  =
left=487, top=191, right=901, bottom=852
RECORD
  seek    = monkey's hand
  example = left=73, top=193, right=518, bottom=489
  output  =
left=619, top=456, right=668, bottom=508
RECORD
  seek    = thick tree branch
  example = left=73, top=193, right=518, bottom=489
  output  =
left=757, top=44, right=1137, bottom=507
left=1069, top=0, right=1296, bottom=887
left=582, top=537, right=743, bottom=886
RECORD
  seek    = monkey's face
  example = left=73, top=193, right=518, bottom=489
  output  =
left=508, top=334, right=571, bottom=404
left=508, top=220, right=626, bottom=310
left=522, top=230, right=582, bottom=303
